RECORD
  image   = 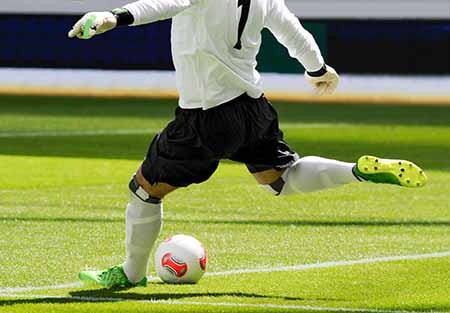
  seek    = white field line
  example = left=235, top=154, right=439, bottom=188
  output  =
left=205, top=250, right=450, bottom=277
left=0, top=129, right=160, bottom=138
left=0, top=124, right=350, bottom=138
left=0, top=282, right=82, bottom=294
left=0, top=294, right=446, bottom=313
left=282, top=123, right=351, bottom=129
left=1, top=251, right=449, bottom=294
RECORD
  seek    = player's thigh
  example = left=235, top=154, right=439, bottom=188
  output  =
left=140, top=111, right=220, bottom=191
left=230, top=99, right=298, bottom=183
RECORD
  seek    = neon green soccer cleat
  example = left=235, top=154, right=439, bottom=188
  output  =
left=79, top=265, right=147, bottom=288
left=354, top=155, right=427, bottom=187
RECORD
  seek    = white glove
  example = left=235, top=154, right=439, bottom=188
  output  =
left=68, top=12, right=117, bottom=39
left=304, top=64, right=339, bottom=96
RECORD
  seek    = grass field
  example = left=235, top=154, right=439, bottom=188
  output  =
left=0, top=95, right=449, bottom=313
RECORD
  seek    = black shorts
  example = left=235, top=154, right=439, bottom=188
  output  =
left=141, top=93, right=299, bottom=187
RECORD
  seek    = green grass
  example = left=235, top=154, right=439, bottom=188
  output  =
left=0, top=95, right=449, bottom=312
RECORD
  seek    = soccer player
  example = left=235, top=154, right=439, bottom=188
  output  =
left=68, top=0, right=427, bottom=288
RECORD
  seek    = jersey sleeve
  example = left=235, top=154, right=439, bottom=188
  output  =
left=264, top=0, right=324, bottom=72
left=123, top=0, right=198, bottom=25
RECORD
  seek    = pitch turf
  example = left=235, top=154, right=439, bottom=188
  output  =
left=0, top=95, right=449, bottom=313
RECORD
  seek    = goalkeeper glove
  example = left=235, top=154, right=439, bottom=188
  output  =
left=68, top=11, right=118, bottom=39
left=304, top=64, right=339, bottom=96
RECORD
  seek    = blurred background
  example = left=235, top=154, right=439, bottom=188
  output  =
left=0, top=0, right=449, bottom=103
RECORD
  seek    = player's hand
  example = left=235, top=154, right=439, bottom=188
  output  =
left=304, top=64, right=339, bottom=96
left=68, top=12, right=117, bottom=39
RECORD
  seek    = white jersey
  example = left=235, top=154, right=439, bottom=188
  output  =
left=124, top=0, right=324, bottom=109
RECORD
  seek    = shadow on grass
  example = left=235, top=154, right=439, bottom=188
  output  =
left=178, top=219, right=450, bottom=227
left=0, top=216, right=123, bottom=223
left=1, top=289, right=449, bottom=313
left=0, top=288, right=340, bottom=306
left=0, top=134, right=449, bottom=171
left=1, top=216, right=449, bottom=227
left=70, top=288, right=316, bottom=301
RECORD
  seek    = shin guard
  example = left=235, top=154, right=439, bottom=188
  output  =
left=123, top=179, right=163, bottom=283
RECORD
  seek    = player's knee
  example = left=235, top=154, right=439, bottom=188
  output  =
left=129, top=175, right=163, bottom=204
left=135, top=166, right=177, bottom=199
left=258, top=175, right=285, bottom=196
left=253, top=169, right=285, bottom=196
left=253, top=169, right=283, bottom=185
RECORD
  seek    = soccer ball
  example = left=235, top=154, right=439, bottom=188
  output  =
left=155, top=234, right=207, bottom=284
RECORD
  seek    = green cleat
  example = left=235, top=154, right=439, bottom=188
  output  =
left=354, top=155, right=427, bottom=187
left=79, top=265, right=147, bottom=288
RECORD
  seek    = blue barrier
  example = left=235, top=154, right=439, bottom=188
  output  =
left=1, top=14, right=174, bottom=70
left=1, top=14, right=449, bottom=74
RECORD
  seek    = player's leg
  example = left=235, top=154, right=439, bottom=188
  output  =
left=78, top=167, right=177, bottom=288
left=231, top=96, right=359, bottom=194
left=252, top=156, right=359, bottom=195
left=233, top=96, right=426, bottom=195
left=79, top=108, right=220, bottom=288
left=120, top=105, right=227, bottom=285
left=254, top=155, right=427, bottom=196
left=79, top=162, right=216, bottom=288
left=122, top=167, right=176, bottom=285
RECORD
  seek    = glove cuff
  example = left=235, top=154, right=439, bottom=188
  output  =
left=111, top=8, right=135, bottom=26
left=307, top=64, right=327, bottom=77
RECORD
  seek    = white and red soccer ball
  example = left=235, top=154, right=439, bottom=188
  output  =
left=155, top=234, right=207, bottom=284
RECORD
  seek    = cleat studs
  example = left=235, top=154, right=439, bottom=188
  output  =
left=406, top=179, right=410, bottom=184
left=401, top=168, right=405, bottom=172
left=398, top=162, right=402, bottom=165
left=398, top=174, right=402, bottom=177
left=374, top=167, right=378, bottom=170
left=375, top=159, right=379, bottom=163
left=364, top=167, right=368, bottom=171
left=420, top=171, right=423, bottom=174
left=416, top=182, right=420, bottom=186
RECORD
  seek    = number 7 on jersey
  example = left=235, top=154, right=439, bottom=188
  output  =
left=234, top=0, right=251, bottom=50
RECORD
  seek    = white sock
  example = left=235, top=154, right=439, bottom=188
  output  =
left=123, top=190, right=163, bottom=283
left=280, top=156, right=359, bottom=195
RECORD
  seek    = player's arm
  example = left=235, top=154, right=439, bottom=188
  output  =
left=68, top=0, right=196, bottom=40
left=264, top=0, right=339, bottom=95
